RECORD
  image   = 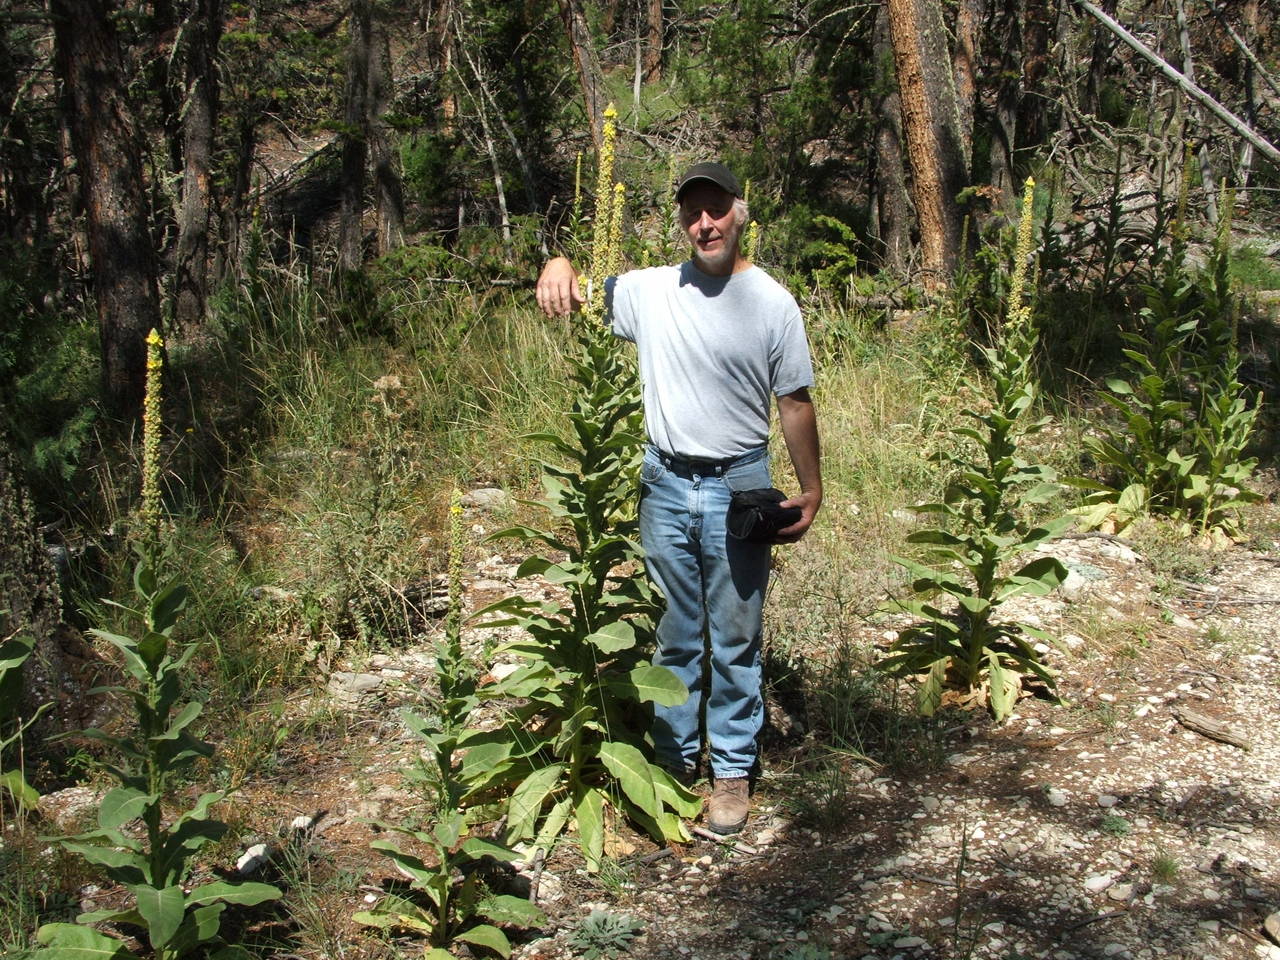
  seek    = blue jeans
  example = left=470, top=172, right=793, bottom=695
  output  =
left=639, top=444, right=773, bottom=780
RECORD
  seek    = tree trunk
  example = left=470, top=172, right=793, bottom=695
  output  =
left=1236, top=0, right=1259, bottom=209
left=1174, top=0, right=1217, bottom=223
left=173, top=0, right=223, bottom=329
left=988, top=0, right=1020, bottom=208
left=369, top=12, right=404, bottom=254
left=52, top=0, right=161, bottom=417
left=871, top=4, right=912, bottom=272
left=558, top=0, right=605, bottom=153
left=1017, top=0, right=1057, bottom=150
left=886, top=0, right=967, bottom=289
left=339, top=0, right=372, bottom=272
left=951, top=0, right=985, bottom=176
left=643, top=0, right=663, bottom=83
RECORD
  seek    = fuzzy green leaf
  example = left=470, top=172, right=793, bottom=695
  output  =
left=505, top=763, right=565, bottom=842
left=584, top=620, right=636, bottom=653
left=597, top=741, right=661, bottom=820
left=186, top=880, right=282, bottom=908
left=97, top=787, right=155, bottom=829
left=35, top=922, right=132, bottom=958
left=134, top=884, right=186, bottom=948
left=575, top=787, right=605, bottom=872
left=918, top=658, right=948, bottom=716
left=607, top=664, right=688, bottom=706
left=455, top=923, right=513, bottom=957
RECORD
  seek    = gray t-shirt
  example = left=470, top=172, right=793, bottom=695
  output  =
left=609, top=262, right=814, bottom=461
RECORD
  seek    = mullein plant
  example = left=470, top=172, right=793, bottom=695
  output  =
left=1070, top=162, right=1261, bottom=542
left=36, top=330, right=281, bottom=960
left=356, top=491, right=544, bottom=959
left=879, top=179, right=1069, bottom=722
left=466, top=105, right=698, bottom=870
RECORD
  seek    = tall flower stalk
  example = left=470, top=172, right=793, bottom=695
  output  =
left=879, top=178, right=1068, bottom=721
left=466, top=105, right=697, bottom=869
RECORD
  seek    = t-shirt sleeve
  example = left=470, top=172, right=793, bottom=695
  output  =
left=607, top=275, right=635, bottom=342
left=770, top=301, right=815, bottom=396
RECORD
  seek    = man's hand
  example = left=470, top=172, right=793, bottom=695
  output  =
left=775, top=489, right=821, bottom=543
left=776, top=387, right=822, bottom=543
left=536, top=256, right=584, bottom=317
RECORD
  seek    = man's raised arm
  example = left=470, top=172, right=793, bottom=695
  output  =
left=536, top=256, right=585, bottom=317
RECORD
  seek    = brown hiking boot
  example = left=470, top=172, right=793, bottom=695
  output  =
left=707, top=777, right=750, bottom=835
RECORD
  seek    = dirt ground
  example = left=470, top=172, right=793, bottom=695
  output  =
left=40, top=506, right=1280, bottom=960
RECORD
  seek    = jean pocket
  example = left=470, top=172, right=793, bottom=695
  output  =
left=722, top=461, right=771, bottom=493
left=641, top=458, right=667, bottom=484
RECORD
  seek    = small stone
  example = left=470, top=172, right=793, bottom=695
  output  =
left=1103, top=944, right=1131, bottom=958
left=893, top=936, right=926, bottom=948
left=1108, top=883, right=1134, bottom=902
left=1266, top=912, right=1280, bottom=945
left=921, top=796, right=940, bottom=813
left=1085, top=875, right=1114, bottom=893
left=237, top=842, right=271, bottom=875
left=1199, top=921, right=1221, bottom=934
left=490, top=662, right=521, bottom=680
left=1204, top=888, right=1221, bottom=902
left=1047, top=789, right=1069, bottom=807
left=460, top=487, right=512, bottom=511
left=1097, top=795, right=1119, bottom=808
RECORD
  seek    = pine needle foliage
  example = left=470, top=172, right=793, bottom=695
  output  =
left=467, top=106, right=699, bottom=870
left=878, top=180, right=1069, bottom=721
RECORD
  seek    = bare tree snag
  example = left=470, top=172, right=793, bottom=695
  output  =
left=52, top=0, right=162, bottom=417
left=1074, top=0, right=1280, bottom=165
left=1174, top=0, right=1217, bottom=223
left=558, top=0, right=605, bottom=154
left=339, top=0, right=373, bottom=272
left=886, top=0, right=967, bottom=289
left=174, top=0, right=223, bottom=329
left=988, top=0, right=1020, bottom=209
left=369, top=12, right=404, bottom=254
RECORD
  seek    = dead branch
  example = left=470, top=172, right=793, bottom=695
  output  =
left=1073, top=0, right=1280, bottom=165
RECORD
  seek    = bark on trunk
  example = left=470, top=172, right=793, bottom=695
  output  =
left=886, top=0, right=967, bottom=289
left=339, top=0, right=372, bottom=271
left=644, top=0, right=663, bottom=83
left=52, top=0, right=161, bottom=417
left=871, top=5, right=912, bottom=272
left=173, top=0, right=223, bottom=329
left=369, top=13, right=404, bottom=254
left=559, top=0, right=606, bottom=153
left=988, top=0, right=1020, bottom=208
left=951, top=0, right=985, bottom=176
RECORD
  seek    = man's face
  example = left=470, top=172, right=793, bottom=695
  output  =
left=679, top=183, right=742, bottom=276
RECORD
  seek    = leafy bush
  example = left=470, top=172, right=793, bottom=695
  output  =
left=568, top=909, right=643, bottom=959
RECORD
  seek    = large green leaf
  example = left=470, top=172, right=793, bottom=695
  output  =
left=918, top=658, right=948, bottom=716
left=0, top=768, right=40, bottom=809
left=186, top=880, right=282, bottom=908
left=505, top=763, right=565, bottom=842
left=134, top=884, right=186, bottom=948
left=575, top=787, right=605, bottom=873
left=479, top=893, right=546, bottom=927
left=454, top=923, right=512, bottom=958
left=584, top=620, right=636, bottom=653
left=597, top=741, right=660, bottom=820
left=607, top=664, right=688, bottom=707
left=97, top=786, right=154, bottom=829
left=35, top=922, right=131, bottom=959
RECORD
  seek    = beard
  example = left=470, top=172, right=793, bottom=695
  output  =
left=690, top=219, right=744, bottom=275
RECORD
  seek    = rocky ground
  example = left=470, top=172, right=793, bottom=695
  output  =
left=37, top=500, right=1280, bottom=960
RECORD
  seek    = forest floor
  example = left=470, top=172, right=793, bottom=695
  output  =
left=39, top=495, right=1280, bottom=960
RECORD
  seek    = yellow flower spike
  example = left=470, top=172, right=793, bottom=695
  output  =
left=446, top=489, right=465, bottom=647
left=140, top=328, right=165, bottom=538
left=608, top=182, right=625, bottom=281
left=587, top=103, right=620, bottom=323
left=1006, top=177, right=1037, bottom=333
left=747, top=221, right=760, bottom=262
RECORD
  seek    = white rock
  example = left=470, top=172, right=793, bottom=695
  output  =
left=1085, top=875, right=1114, bottom=893
left=1047, top=789, right=1069, bottom=807
left=1108, top=883, right=1134, bottom=902
left=1097, top=795, right=1119, bottom=808
left=461, top=487, right=512, bottom=511
left=1103, top=943, right=1131, bottom=957
left=921, top=796, right=940, bottom=813
left=237, top=843, right=271, bottom=875
left=893, top=936, right=926, bottom=948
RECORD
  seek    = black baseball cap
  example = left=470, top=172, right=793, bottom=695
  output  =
left=675, top=162, right=742, bottom=202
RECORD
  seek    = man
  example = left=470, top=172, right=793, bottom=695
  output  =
left=535, top=161, right=821, bottom=835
